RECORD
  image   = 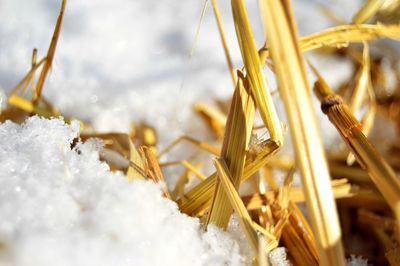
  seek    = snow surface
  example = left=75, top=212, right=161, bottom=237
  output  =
left=269, top=247, right=292, bottom=266
left=0, top=117, right=246, bottom=266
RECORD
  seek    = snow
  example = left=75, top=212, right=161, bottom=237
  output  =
left=268, top=249, right=371, bottom=266
left=347, top=255, right=370, bottom=266
left=0, top=117, right=245, bottom=266
left=269, top=247, right=292, bottom=266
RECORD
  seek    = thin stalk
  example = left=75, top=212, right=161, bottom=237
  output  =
left=34, top=0, right=66, bottom=101
left=211, top=0, right=237, bottom=85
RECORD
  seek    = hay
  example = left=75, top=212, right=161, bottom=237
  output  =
left=2, top=0, right=400, bottom=265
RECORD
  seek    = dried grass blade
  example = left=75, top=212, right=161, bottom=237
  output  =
left=9, top=58, right=46, bottom=97
left=300, top=23, right=400, bottom=52
left=158, top=135, right=220, bottom=159
left=126, top=139, right=146, bottom=181
left=141, top=146, right=171, bottom=199
left=251, top=221, right=278, bottom=244
left=280, top=202, right=320, bottom=266
left=243, top=140, right=279, bottom=178
left=347, top=87, right=377, bottom=165
left=8, top=95, right=53, bottom=118
left=347, top=42, right=376, bottom=165
left=259, top=24, right=400, bottom=63
left=262, top=168, right=319, bottom=265
left=329, top=161, right=371, bottom=184
left=352, top=0, right=386, bottom=24
left=376, top=0, right=400, bottom=24
left=349, top=42, right=370, bottom=115
left=213, top=158, right=259, bottom=254
left=210, top=0, right=237, bottom=85
left=180, top=160, right=207, bottom=181
left=312, top=67, right=400, bottom=236
left=190, top=0, right=208, bottom=57
left=360, top=82, right=377, bottom=141
left=159, top=160, right=207, bottom=181
left=231, top=0, right=283, bottom=145
left=262, top=0, right=345, bottom=264
left=179, top=173, right=215, bottom=215
left=338, top=189, right=389, bottom=213
left=30, top=49, right=38, bottom=96
left=34, top=0, right=66, bottom=101
left=243, top=181, right=357, bottom=210
left=257, top=235, right=269, bottom=266
left=255, top=172, right=271, bottom=228
left=193, top=102, right=227, bottom=140
left=206, top=73, right=255, bottom=228
left=171, top=169, right=190, bottom=201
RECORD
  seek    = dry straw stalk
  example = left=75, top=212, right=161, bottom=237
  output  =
left=352, top=0, right=387, bottom=24
left=312, top=67, right=400, bottom=237
left=261, top=0, right=346, bottom=264
left=206, top=72, right=255, bottom=228
left=213, top=157, right=260, bottom=254
left=259, top=23, right=400, bottom=64
left=231, top=0, right=283, bottom=145
left=210, top=0, right=237, bottom=85
left=34, top=0, right=66, bottom=101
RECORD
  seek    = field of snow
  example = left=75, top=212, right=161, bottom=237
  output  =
left=0, top=0, right=379, bottom=265
left=0, top=117, right=248, bottom=266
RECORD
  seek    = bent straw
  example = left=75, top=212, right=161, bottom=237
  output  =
left=259, top=23, right=400, bottom=64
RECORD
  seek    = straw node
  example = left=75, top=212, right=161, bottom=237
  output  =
left=321, top=95, right=344, bottom=114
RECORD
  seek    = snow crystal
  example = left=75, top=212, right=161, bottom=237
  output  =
left=269, top=247, right=292, bottom=266
left=0, top=117, right=247, bottom=266
left=227, top=215, right=254, bottom=265
left=347, top=255, right=370, bottom=266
